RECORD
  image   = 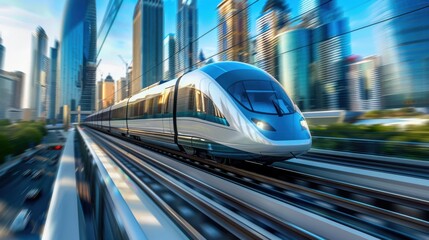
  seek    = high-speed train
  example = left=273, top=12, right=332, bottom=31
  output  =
left=84, top=62, right=311, bottom=163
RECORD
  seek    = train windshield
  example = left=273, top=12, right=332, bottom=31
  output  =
left=228, top=80, right=294, bottom=115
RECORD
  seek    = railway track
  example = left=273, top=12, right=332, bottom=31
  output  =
left=85, top=128, right=321, bottom=239
left=301, top=151, right=429, bottom=179
left=84, top=127, right=429, bottom=239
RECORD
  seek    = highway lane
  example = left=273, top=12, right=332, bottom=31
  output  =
left=0, top=130, right=64, bottom=239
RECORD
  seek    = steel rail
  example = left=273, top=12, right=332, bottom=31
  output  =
left=302, top=151, right=429, bottom=179
left=89, top=129, right=322, bottom=240
left=86, top=129, right=307, bottom=239
left=84, top=126, right=429, bottom=239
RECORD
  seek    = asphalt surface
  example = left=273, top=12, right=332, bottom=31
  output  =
left=0, top=130, right=65, bottom=239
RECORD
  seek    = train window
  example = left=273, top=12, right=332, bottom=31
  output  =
left=156, top=95, right=163, bottom=115
left=177, top=86, right=228, bottom=126
left=244, top=81, right=278, bottom=114
left=111, top=106, right=126, bottom=120
left=228, top=81, right=294, bottom=115
left=129, top=102, right=137, bottom=119
left=164, top=92, right=171, bottom=114
left=227, top=81, right=252, bottom=110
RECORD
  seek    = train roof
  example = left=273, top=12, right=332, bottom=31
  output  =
left=199, top=61, right=275, bottom=89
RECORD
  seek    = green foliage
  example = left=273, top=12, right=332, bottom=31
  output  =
left=0, top=119, right=11, bottom=126
left=0, top=121, right=47, bottom=164
left=0, top=133, right=11, bottom=164
left=310, top=122, right=429, bottom=160
left=362, top=108, right=424, bottom=119
left=310, top=123, right=429, bottom=142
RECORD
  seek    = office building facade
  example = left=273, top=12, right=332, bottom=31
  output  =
left=348, top=56, right=382, bottom=111
left=30, top=27, right=49, bottom=120
left=163, top=34, right=176, bottom=80
left=255, top=0, right=289, bottom=78
left=0, top=36, right=4, bottom=70
left=177, top=0, right=197, bottom=75
left=0, top=70, right=24, bottom=119
left=300, top=0, right=350, bottom=110
left=58, top=0, right=97, bottom=121
left=48, top=41, right=59, bottom=121
left=217, top=0, right=250, bottom=62
left=96, top=75, right=115, bottom=110
left=373, top=0, right=429, bottom=108
left=116, top=77, right=128, bottom=103
left=131, top=0, right=164, bottom=95
left=277, top=28, right=312, bottom=111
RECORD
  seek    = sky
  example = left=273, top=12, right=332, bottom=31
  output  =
left=0, top=0, right=377, bottom=108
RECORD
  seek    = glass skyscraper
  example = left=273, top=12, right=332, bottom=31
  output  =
left=0, top=71, right=24, bottom=119
left=48, top=41, right=59, bottom=121
left=58, top=0, right=97, bottom=121
left=278, top=29, right=311, bottom=110
left=373, top=0, right=429, bottom=108
left=131, top=0, right=164, bottom=95
left=177, top=0, right=198, bottom=75
left=0, top=36, right=4, bottom=70
left=255, top=0, right=289, bottom=79
left=217, top=0, right=250, bottom=63
left=348, top=56, right=382, bottom=111
left=300, top=0, right=350, bottom=110
left=30, top=27, right=48, bottom=120
left=163, top=33, right=176, bottom=80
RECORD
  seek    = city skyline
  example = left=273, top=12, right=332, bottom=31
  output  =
left=0, top=0, right=377, bottom=108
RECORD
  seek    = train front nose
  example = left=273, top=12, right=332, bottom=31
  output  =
left=254, top=112, right=311, bottom=142
left=252, top=112, right=312, bottom=158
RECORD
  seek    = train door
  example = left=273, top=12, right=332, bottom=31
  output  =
left=162, top=87, right=175, bottom=138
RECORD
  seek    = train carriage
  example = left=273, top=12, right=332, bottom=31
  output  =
left=84, top=62, right=311, bottom=163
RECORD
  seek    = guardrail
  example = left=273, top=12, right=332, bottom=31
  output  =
left=44, top=125, right=186, bottom=239
left=312, top=136, right=429, bottom=160
left=43, top=127, right=146, bottom=240
left=42, top=129, right=83, bottom=240
left=76, top=127, right=148, bottom=240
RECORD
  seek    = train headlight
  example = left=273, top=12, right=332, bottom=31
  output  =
left=300, top=118, right=309, bottom=129
left=252, top=118, right=275, bottom=131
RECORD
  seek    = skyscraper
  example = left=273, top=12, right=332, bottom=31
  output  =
left=131, top=0, right=164, bottom=95
left=132, top=2, right=142, bottom=96
left=163, top=34, right=176, bottom=80
left=0, top=70, right=24, bottom=119
left=58, top=0, right=97, bottom=121
left=278, top=28, right=312, bottom=110
left=116, top=77, right=128, bottom=103
left=300, top=0, right=342, bottom=28
left=177, top=0, right=197, bottom=75
left=255, top=0, right=289, bottom=78
left=348, top=56, right=381, bottom=111
left=30, top=27, right=48, bottom=120
left=373, top=0, right=429, bottom=108
left=48, top=41, right=59, bottom=121
left=96, top=79, right=102, bottom=111
left=97, top=75, right=115, bottom=110
left=0, top=35, right=4, bottom=70
left=217, top=0, right=250, bottom=62
left=299, top=0, right=350, bottom=110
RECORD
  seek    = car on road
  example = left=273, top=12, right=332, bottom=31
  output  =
left=31, top=170, right=44, bottom=180
left=9, top=209, right=31, bottom=232
left=22, top=169, right=32, bottom=177
left=25, top=188, right=42, bottom=200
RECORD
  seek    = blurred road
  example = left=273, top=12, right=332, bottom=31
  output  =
left=0, top=130, right=65, bottom=239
